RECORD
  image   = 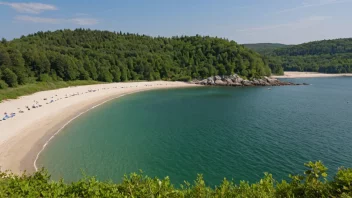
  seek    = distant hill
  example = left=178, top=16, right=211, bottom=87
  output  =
left=243, top=43, right=289, bottom=55
left=271, top=38, right=352, bottom=73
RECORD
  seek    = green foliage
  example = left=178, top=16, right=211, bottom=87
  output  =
left=0, top=80, right=8, bottom=89
left=173, top=75, right=192, bottom=82
left=267, top=38, right=352, bottom=73
left=332, top=167, right=352, bottom=196
left=0, top=48, right=12, bottom=66
left=0, top=162, right=352, bottom=197
left=243, top=43, right=289, bottom=55
left=1, top=68, right=18, bottom=87
left=38, top=74, right=53, bottom=82
left=0, top=29, right=272, bottom=89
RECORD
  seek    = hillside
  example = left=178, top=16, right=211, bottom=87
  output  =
left=243, top=43, right=288, bottom=55
left=270, top=38, right=352, bottom=73
left=0, top=29, right=273, bottom=89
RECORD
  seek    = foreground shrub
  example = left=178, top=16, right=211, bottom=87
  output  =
left=0, top=80, right=8, bottom=89
left=0, top=161, right=352, bottom=197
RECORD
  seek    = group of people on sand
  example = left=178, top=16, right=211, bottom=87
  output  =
left=0, top=83, right=166, bottom=122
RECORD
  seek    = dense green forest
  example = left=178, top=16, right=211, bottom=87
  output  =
left=272, top=38, right=352, bottom=73
left=243, top=43, right=288, bottom=55
left=249, top=38, right=352, bottom=73
left=0, top=29, right=274, bottom=89
left=1, top=161, right=352, bottom=197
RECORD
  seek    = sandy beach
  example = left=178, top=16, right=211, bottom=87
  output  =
left=272, top=71, right=352, bottom=78
left=0, top=81, right=198, bottom=174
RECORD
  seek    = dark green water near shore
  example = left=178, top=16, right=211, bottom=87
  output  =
left=38, top=77, right=352, bottom=185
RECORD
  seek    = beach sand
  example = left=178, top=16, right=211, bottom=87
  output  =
left=272, top=71, right=352, bottom=78
left=0, top=81, right=198, bottom=174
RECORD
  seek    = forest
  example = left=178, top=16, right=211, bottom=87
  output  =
left=0, top=29, right=273, bottom=89
left=243, top=43, right=288, bottom=55
left=2, top=29, right=352, bottom=91
left=248, top=38, right=352, bottom=73
left=272, top=38, right=352, bottom=73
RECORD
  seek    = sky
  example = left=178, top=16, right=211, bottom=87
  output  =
left=0, top=0, right=351, bottom=44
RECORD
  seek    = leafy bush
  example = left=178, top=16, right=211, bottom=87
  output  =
left=0, top=161, right=352, bottom=197
left=0, top=80, right=8, bottom=89
left=38, top=74, right=53, bottom=82
left=172, top=76, right=192, bottom=82
left=2, top=68, right=18, bottom=87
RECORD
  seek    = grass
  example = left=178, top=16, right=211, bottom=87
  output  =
left=0, top=80, right=101, bottom=102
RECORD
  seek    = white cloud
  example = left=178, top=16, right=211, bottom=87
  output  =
left=0, top=2, right=57, bottom=14
left=69, top=18, right=98, bottom=25
left=237, top=16, right=330, bottom=32
left=15, top=15, right=99, bottom=25
left=276, top=0, right=352, bottom=13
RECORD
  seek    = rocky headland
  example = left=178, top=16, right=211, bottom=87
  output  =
left=191, top=74, right=306, bottom=86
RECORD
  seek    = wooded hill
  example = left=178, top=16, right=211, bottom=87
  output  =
left=0, top=29, right=273, bottom=88
left=247, top=38, right=352, bottom=73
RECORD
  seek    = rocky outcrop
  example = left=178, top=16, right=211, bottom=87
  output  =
left=191, top=74, right=303, bottom=87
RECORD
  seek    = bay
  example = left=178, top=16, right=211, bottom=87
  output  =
left=38, top=77, right=352, bottom=185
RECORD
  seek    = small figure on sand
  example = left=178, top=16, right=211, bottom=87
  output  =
left=2, top=112, right=9, bottom=120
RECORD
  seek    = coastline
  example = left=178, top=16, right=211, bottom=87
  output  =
left=272, top=71, right=352, bottom=78
left=0, top=81, right=198, bottom=174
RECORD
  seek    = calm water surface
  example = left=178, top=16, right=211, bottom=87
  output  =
left=38, top=77, right=352, bottom=185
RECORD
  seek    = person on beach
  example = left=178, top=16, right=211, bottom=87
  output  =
left=2, top=112, right=10, bottom=120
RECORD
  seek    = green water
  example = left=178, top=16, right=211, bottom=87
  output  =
left=38, top=77, right=352, bottom=185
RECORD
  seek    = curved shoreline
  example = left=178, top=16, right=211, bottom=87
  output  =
left=33, top=93, right=127, bottom=171
left=33, top=89, right=161, bottom=171
left=0, top=81, right=198, bottom=174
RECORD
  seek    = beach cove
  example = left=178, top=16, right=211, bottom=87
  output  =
left=0, top=81, right=198, bottom=174
left=37, top=77, right=352, bottom=185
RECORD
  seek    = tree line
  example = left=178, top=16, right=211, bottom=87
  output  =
left=0, top=29, right=273, bottom=89
left=247, top=38, right=352, bottom=73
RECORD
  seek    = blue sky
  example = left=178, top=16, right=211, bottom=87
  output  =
left=0, top=0, right=351, bottom=44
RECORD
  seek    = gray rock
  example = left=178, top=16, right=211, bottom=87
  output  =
left=242, top=80, right=253, bottom=86
left=229, top=75, right=236, bottom=80
left=225, top=78, right=233, bottom=85
left=214, top=75, right=222, bottom=80
left=200, top=79, right=208, bottom=85
left=258, top=79, right=270, bottom=86
left=232, top=82, right=242, bottom=86
left=252, top=79, right=260, bottom=85
left=207, top=78, right=215, bottom=85
left=232, top=77, right=243, bottom=84
left=192, top=75, right=300, bottom=87
left=264, top=76, right=278, bottom=84
left=215, top=79, right=227, bottom=85
left=222, top=75, right=232, bottom=81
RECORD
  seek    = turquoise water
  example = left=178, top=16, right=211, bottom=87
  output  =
left=38, top=77, right=352, bottom=185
